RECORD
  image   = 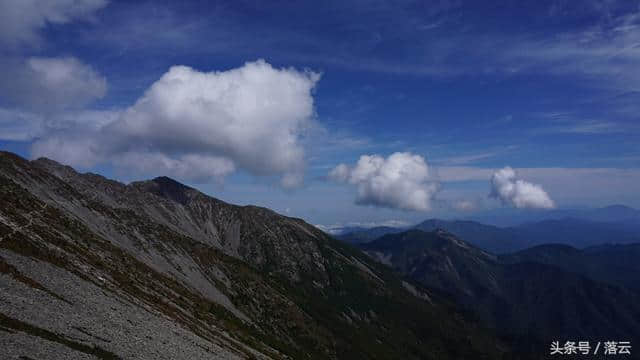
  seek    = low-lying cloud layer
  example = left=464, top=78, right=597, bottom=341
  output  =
left=329, top=152, right=439, bottom=211
left=315, top=219, right=410, bottom=235
left=32, top=60, right=319, bottom=187
left=490, top=166, right=555, bottom=209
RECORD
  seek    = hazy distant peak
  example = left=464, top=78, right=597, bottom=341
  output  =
left=512, top=243, right=580, bottom=255
left=602, top=204, right=635, bottom=211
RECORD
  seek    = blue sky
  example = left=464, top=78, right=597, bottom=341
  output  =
left=1, top=0, right=640, bottom=227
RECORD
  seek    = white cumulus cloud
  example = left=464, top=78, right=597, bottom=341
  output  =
left=329, top=152, right=439, bottom=211
left=489, top=166, right=555, bottom=209
left=32, top=60, right=319, bottom=186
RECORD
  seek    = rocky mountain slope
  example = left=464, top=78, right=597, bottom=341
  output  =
left=414, top=219, right=519, bottom=254
left=0, top=151, right=506, bottom=360
left=360, top=229, right=640, bottom=353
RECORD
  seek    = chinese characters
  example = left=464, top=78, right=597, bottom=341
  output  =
left=550, top=341, right=632, bottom=356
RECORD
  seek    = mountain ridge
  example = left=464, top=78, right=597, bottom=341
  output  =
left=0, top=151, right=506, bottom=360
left=339, top=216, right=640, bottom=253
left=359, top=229, right=640, bottom=353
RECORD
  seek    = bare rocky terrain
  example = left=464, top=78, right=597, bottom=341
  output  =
left=0, top=151, right=507, bottom=360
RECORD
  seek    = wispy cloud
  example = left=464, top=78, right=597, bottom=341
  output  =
left=0, top=0, right=108, bottom=47
left=545, top=120, right=624, bottom=134
left=433, top=152, right=500, bottom=165
left=67, top=0, right=640, bottom=94
left=499, top=11, right=640, bottom=91
left=435, top=166, right=494, bottom=182
left=532, top=111, right=638, bottom=135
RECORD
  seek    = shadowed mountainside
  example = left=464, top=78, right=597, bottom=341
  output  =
left=0, top=151, right=507, bottom=360
left=360, top=229, right=640, bottom=353
left=500, top=243, right=640, bottom=291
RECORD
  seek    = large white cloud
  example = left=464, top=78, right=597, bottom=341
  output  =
left=32, top=60, right=319, bottom=186
left=329, top=152, right=439, bottom=211
left=489, top=166, right=555, bottom=209
left=0, top=0, right=108, bottom=46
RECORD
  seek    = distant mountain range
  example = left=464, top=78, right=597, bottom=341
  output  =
left=360, top=229, right=640, bottom=352
left=335, top=226, right=407, bottom=244
left=0, top=151, right=505, bottom=360
left=467, top=204, right=640, bottom=227
left=337, top=215, right=640, bottom=254
left=501, top=243, right=640, bottom=291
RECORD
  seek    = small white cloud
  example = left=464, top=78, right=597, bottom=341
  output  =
left=0, top=57, right=107, bottom=111
left=328, top=163, right=350, bottom=182
left=329, top=152, right=439, bottom=211
left=32, top=60, right=319, bottom=186
left=490, top=166, right=555, bottom=209
left=452, top=200, right=477, bottom=211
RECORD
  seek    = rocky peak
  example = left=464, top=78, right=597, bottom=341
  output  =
left=130, top=176, right=199, bottom=205
left=31, top=157, right=78, bottom=180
